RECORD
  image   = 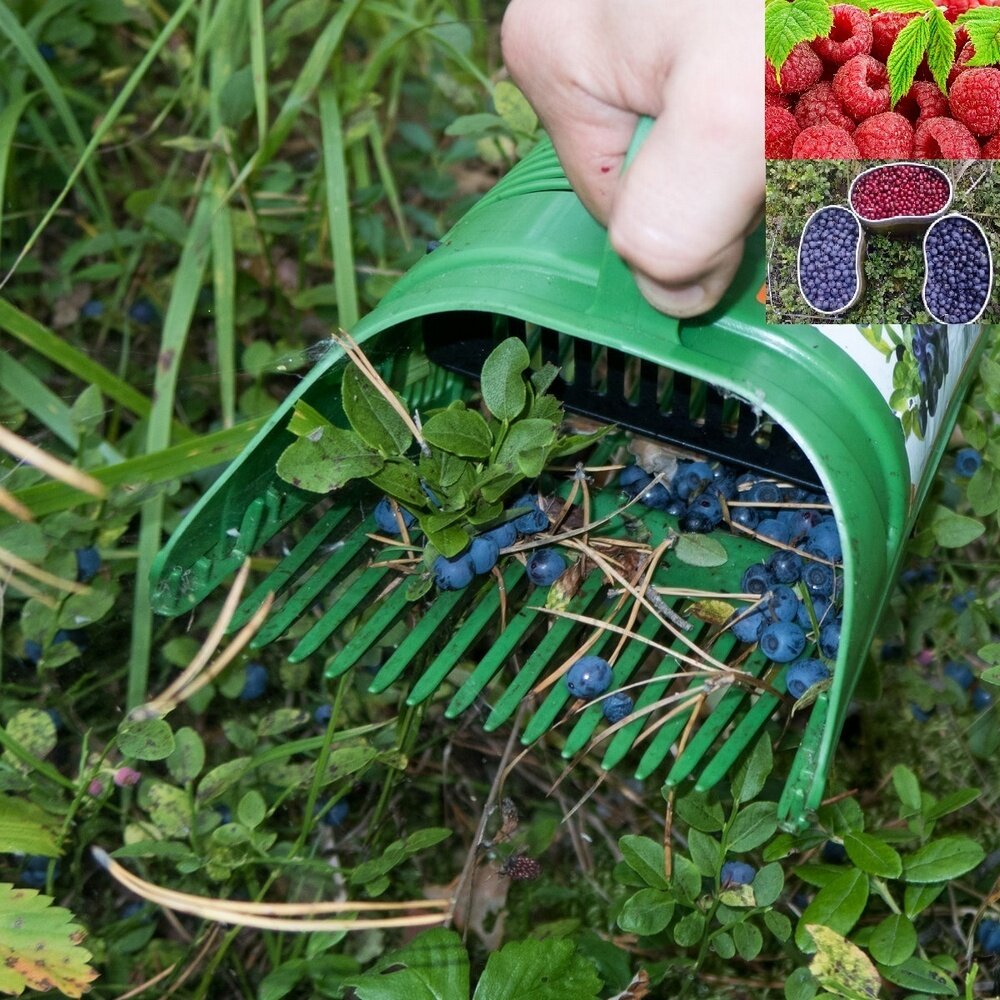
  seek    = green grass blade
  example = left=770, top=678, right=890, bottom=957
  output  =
left=247, top=0, right=268, bottom=141
left=318, top=82, right=359, bottom=330
left=0, top=352, right=79, bottom=450
left=0, top=91, right=35, bottom=261
left=367, top=118, right=411, bottom=250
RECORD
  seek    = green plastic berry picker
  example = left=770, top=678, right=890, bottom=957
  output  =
left=151, top=119, right=987, bottom=830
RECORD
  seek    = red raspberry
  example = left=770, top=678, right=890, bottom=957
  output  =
left=982, top=133, right=1000, bottom=157
left=765, top=43, right=824, bottom=95
left=871, top=12, right=917, bottom=62
left=794, top=81, right=856, bottom=133
left=812, top=5, right=873, bottom=65
left=914, top=116, right=981, bottom=158
left=833, top=55, right=890, bottom=120
left=853, top=112, right=914, bottom=158
left=948, top=41, right=976, bottom=87
left=765, top=90, right=790, bottom=110
left=792, top=124, right=860, bottom=159
left=766, top=106, right=801, bottom=158
left=941, top=0, right=1000, bottom=21
left=949, top=68, right=1000, bottom=136
left=895, top=81, right=950, bottom=126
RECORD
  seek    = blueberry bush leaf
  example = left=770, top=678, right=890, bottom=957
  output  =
left=843, top=831, right=902, bottom=878
left=674, top=533, right=728, bottom=568
left=480, top=337, right=529, bottom=421
left=421, top=408, right=493, bottom=459
left=472, top=936, right=601, bottom=1000
left=902, top=836, right=984, bottom=882
left=341, top=364, right=412, bottom=455
left=796, top=869, right=869, bottom=950
left=276, top=424, right=384, bottom=492
left=806, top=924, right=881, bottom=1000
left=0, top=884, right=99, bottom=998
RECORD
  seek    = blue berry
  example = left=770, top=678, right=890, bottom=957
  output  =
left=802, top=562, right=835, bottom=599
left=923, top=215, right=991, bottom=324
left=806, top=522, right=842, bottom=562
left=730, top=505, right=759, bottom=531
left=796, top=597, right=831, bottom=629
left=664, top=497, right=688, bottom=518
left=977, top=918, right=1000, bottom=954
left=720, top=861, right=756, bottom=888
left=818, top=619, right=841, bottom=660
left=37, top=43, right=56, bottom=62
left=640, top=482, right=672, bottom=510
left=75, top=546, right=101, bottom=582
left=954, top=448, right=982, bottom=478
left=705, top=476, right=737, bottom=500
left=776, top=509, right=812, bottom=544
left=314, top=703, right=333, bottom=724
left=746, top=481, right=782, bottom=504
left=54, top=629, right=87, bottom=650
left=786, top=658, right=831, bottom=698
left=685, top=494, right=723, bottom=528
left=482, top=522, right=518, bottom=549
left=128, top=299, right=157, bottom=324
left=374, top=497, right=416, bottom=535
left=319, top=799, right=349, bottom=826
left=602, top=691, right=634, bottom=724
left=526, top=548, right=567, bottom=586
left=513, top=507, right=549, bottom=535
left=619, top=465, right=652, bottom=498
left=741, top=564, right=773, bottom=597
left=80, top=300, right=104, bottom=318
left=469, top=536, right=500, bottom=575
left=757, top=519, right=792, bottom=545
left=822, top=840, right=848, bottom=864
left=730, top=610, right=766, bottom=644
left=766, top=550, right=803, bottom=584
left=433, top=552, right=476, bottom=591
left=23, top=640, right=43, bottom=664
left=566, top=656, right=613, bottom=698
left=240, top=663, right=268, bottom=700
left=972, top=687, right=993, bottom=712
left=215, top=805, right=233, bottom=825
left=951, top=589, right=976, bottom=613
left=910, top=703, right=935, bottom=722
left=944, top=661, right=975, bottom=690
left=798, top=206, right=862, bottom=314
left=759, top=621, right=806, bottom=662
left=764, top=585, right=800, bottom=623
left=672, top=461, right=712, bottom=500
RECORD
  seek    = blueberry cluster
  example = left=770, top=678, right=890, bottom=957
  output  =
left=923, top=215, right=992, bottom=324
left=798, top=207, right=862, bottom=314
left=910, top=327, right=950, bottom=435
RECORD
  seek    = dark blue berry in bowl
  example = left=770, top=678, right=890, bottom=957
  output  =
left=566, top=656, right=613, bottom=698
left=619, top=464, right=652, bottom=498
left=665, top=497, right=688, bottom=518
left=797, top=597, right=831, bottom=629
left=759, top=621, right=806, bottom=662
left=720, top=860, right=756, bottom=888
left=798, top=205, right=864, bottom=316
left=803, top=562, right=835, bottom=598
left=741, top=564, right=773, bottom=597
left=746, top=480, right=782, bottom=504
left=640, top=482, right=672, bottom=510
left=819, top=619, right=841, bottom=660
left=765, top=585, right=800, bottom=623
left=678, top=510, right=714, bottom=534
left=806, top=522, right=842, bottom=562
left=730, top=505, right=759, bottom=531
left=602, top=691, right=634, bottom=724
left=766, top=550, right=803, bottom=584
left=526, top=548, right=567, bottom=586
left=923, top=214, right=992, bottom=325
left=434, top=552, right=476, bottom=591
left=786, top=658, right=830, bottom=698
left=757, top=518, right=792, bottom=545
left=514, top=507, right=550, bottom=535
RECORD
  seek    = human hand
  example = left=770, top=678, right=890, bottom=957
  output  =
left=501, top=0, right=764, bottom=318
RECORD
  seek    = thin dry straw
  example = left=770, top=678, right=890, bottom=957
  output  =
left=0, top=544, right=88, bottom=594
left=91, top=847, right=451, bottom=932
left=0, top=424, right=105, bottom=498
left=0, top=485, right=33, bottom=521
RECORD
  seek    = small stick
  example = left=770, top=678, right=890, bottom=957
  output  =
left=0, top=424, right=105, bottom=498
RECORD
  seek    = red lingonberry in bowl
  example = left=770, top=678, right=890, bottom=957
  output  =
left=914, top=116, right=981, bottom=158
left=833, top=55, right=890, bottom=120
left=766, top=106, right=800, bottom=158
left=850, top=164, right=951, bottom=222
left=794, top=81, right=856, bottom=133
left=950, top=68, right=1000, bottom=136
left=792, top=124, right=859, bottom=158
left=871, top=12, right=917, bottom=62
left=765, top=43, right=824, bottom=95
left=812, top=5, right=873, bottom=65
left=853, top=112, right=914, bottom=158
left=896, top=81, right=950, bottom=127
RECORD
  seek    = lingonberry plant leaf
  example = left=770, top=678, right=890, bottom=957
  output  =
left=764, top=0, right=833, bottom=80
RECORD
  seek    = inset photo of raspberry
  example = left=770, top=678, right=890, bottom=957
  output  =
left=765, top=2, right=1000, bottom=160
left=765, top=159, right=997, bottom=325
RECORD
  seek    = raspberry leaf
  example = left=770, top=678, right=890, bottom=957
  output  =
left=926, top=9, right=957, bottom=93
left=887, top=14, right=930, bottom=106
left=765, top=0, right=833, bottom=81
left=957, top=7, right=1000, bottom=66
left=869, top=0, right=938, bottom=12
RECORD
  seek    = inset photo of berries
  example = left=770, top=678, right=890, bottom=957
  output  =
left=765, top=2, right=1000, bottom=160
left=765, top=159, right=998, bottom=325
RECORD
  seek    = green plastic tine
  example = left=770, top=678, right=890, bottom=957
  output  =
left=368, top=589, right=467, bottom=694
left=445, top=599, right=542, bottom=719
left=407, top=562, right=524, bottom=707
left=560, top=610, right=663, bottom=757
left=482, top=572, right=608, bottom=732
left=694, top=668, right=787, bottom=793
left=232, top=504, right=352, bottom=631
left=296, top=563, right=392, bottom=665
left=252, top=522, right=374, bottom=649
left=303, top=572, right=410, bottom=669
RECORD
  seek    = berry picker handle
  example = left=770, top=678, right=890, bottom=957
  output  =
left=591, top=116, right=682, bottom=345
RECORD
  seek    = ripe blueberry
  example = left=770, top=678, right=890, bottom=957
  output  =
left=469, top=536, right=500, bottom=575
left=482, top=522, right=518, bottom=549
left=75, top=547, right=101, bottom=582
left=803, top=562, right=835, bottom=599
left=757, top=518, right=792, bottom=545
left=764, top=585, right=800, bottom=623
left=741, top=564, right=773, bottom=597
left=786, top=658, right=830, bottom=698
left=944, top=661, right=975, bottom=690
left=602, top=691, right=634, bottom=724
left=766, top=550, right=803, bottom=584
left=319, top=800, right=349, bottom=826
left=819, top=619, right=841, bottom=659
left=730, top=506, right=760, bottom=531
left=433, top=552, right=476, bottom=591
left=565, top=656, right=613, bottom=698
left=620, top=464, right=653, bottom=498
left=720, top=860, right=756, bottom=888
left=977, top=918, right=1000, bottom=954
left=972, top=687, right=993, bottom=712
left=730, top=610, right=767, bottom=643
left=955, top=447, right=982, bottom=478
left=526, top=548, right=567, bottom=586
left=640, top=482, right=672, bottom=510
left=513, top=505, right=549, bottom=534
left=759, top=621, right=807, bottom=662
left=240, top=663, right=268, bottom=700
left=374, top=497, right=416, bottom=535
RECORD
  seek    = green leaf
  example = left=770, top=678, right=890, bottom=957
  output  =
left=902, top=837, right=984, bottom=883
left=957, top=7, right=1000, bottom=66
left=903, top=881, right=945, bottom=919
left=674, top=533, right=728, bottom=568
left=403, top=828, right=452, bottom=853
left=219, top=64, right=256, bottom=127
left=480, top=338, right=529, bottom=421
left=472, top=935, right=601, bottom=1000
left=672, top=910, right=705, bottom=948
left=674, top=790, right=725, bottom=833
left=873, top=0, right=939, bottom=11
left=257, top=708, right=310, bottom=738
left=671, top=855, right=702, bottom=904
left=276, top=425, right=384, bottom=493
left=495, top=418, right=556, bottom=471
left=142, top=781, right=192, bottom=838
left=868, top=913, right=917, bottom=966
left=925, top=9, right=956, bottom=92
left=370, top=462, right=427, bottom=509
left=238, top=790, right=266, bottom=829
left=344, top=928, right=469, bottom=1000
left=764, top=0, right=833, bottom=79
left=753, top=863, right=785, bottom=908
left=733, top=921, right=763, bottom=960
left=712, top=930, right=736, bottom=959
left=0, top=796, right=60, bottom=856
left=807, top=924, right=881, bottom=999
left=617, top=888, right=674, bottom=936
left=166, top=727, right=205, bottom=784
left=116, top=718, right=175, bottom=761
left=492, top=80, right=538, bottom=134
left=887, top=14, right=930, bottom=107
left=930, top=506, right=985, bottom=548
left=925, top=787, right=980, bottom=821
left=796, top=869, right=870, bottom=950
left=530, top=363, right=560, bottom=397
left=619, top=835, right=668, bottom=890
left=765, top=909, right=792, bottom=943
left=341, top=365, right=411, bottom=455
left=4, top=710, right=57, bottom=772
left=421, top=408, right=493, bottom=459
left=727, top=801, right=779, bottom=853
left=843, top=832, right=902, bottom=878
left=56, top=583, right=116, bottom=629
left=730, top=734, right=773, bottom=804
left=0, top=882, right=98, bottom=998
left=196, top=757, right=252, bottom=803
left=688, top=829, right=723, bottom=879
left=784, top=966, right=819, bottom=1000
left=967, top=465, right=1000, bottom=517
left=877, top=956, right=958, bottom=995
left=892, top=764, right=922, bottom=815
